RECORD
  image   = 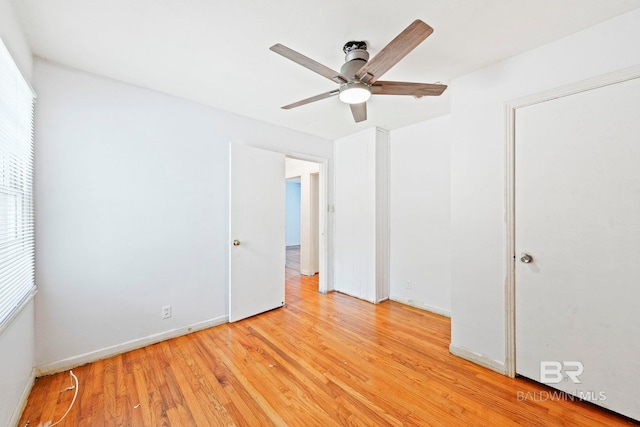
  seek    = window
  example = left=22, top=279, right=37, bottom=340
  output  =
left=0, top=38, right=35, bottom=330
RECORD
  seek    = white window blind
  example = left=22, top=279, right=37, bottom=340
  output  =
left=0, top=39, right=35, bottom=330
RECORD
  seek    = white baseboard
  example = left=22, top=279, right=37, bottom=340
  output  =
left=389, top=295, right=451, bottom=318
left=335, top=290, right=376, bottom=304
left=9, top=368, right=35, bottom=427
left=449, top=343, right=506, bottom=375
left=36, top=315, right=228, bottom=377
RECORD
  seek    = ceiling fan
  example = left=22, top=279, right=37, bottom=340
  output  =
left=270, top=19, right=447, bottom=123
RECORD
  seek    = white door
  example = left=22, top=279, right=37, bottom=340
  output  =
left=229, top=144, right=285, bottom=322
left=515, top=77, right=640, bottom=420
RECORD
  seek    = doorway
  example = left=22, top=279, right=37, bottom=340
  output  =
left=505, top=70, right=640, bottom=421
left=285, top=157, right=322, bottom=293
left=229, top=146, right=329, bottom=321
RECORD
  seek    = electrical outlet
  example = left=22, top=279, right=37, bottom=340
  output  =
left=161, top=305, right=172, bottom=319
left=406, top=280, right=412, bottom=290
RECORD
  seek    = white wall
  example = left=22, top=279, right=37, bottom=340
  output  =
left=285, top=181, right=301, bottom=246
left=335, top=129, right=376, bottom=301
left=33, top=59, right=333, bottom=372
left=0, top=304, right=34, bottom=427
left=0, top=0, right=32, bottom=81
left=389, top=115, right=451, bottom=316
left=450, top=8, right=640, bottom=369
left=0, top=1, right=34, bottom=425
left=334, top=128, right=389, bottom=303
left=285, top=158, right=320, bottom=179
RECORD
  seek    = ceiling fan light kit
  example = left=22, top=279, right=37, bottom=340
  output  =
left=339, top=81, right=371, bottom=104
left=270, top=19, right=447, bottom=123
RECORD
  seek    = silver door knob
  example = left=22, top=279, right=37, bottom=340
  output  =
left=520, top=253, right=533, bottom=264
left=233, top=240, right=241, bottom=246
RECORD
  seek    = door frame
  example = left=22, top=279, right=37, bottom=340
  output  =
left=284, top=152, right=329, bottom=294
left=503, top=64, right=640, bottom=377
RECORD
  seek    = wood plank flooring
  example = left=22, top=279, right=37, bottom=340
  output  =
left=285, top=245, right=300, bottom=272
left=19, top=252, right=637, bottom=426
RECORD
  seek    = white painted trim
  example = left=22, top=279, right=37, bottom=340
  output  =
left=8, top=368, right=35, bottom=427
left=507, top=64, right=640, bottom=111
left=335, top=290, right=376, bottom=304
left=375, top=128, right=391, bottom=303
left=389, top=296, right=451, bottom=318
left=0, top=38, right=36, bottom=98
left=0, top=288, right=36, bottom=336
left=36, top=316, right=228, bottom=377
left=450, top=344, right=506, bottom=375
left=503, top=64, right=640, bottom=378
left=504, top=102, right=517, bottom=378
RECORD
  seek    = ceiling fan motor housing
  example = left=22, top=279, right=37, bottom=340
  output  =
left=341, top=41, right=369, bottom=80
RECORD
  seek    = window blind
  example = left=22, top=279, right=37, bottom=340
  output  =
left=0, top=39, right=35, bottom=330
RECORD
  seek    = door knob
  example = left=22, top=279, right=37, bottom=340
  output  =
left=233, top=240, right=241, bottom=246
left=520, top=253, right=533, bottom=264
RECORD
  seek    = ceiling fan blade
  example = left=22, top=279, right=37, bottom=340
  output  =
left=349, top=102, right=367, bottom=123
left=282, top=89, right=340, bottom=109
left=355, top=20, right=433, bottom=83
left=371, top=81, right=447, bottom=97
left=270, top=44, right=347, bottom=84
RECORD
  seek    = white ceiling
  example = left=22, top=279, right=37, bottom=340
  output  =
left=11, top=0, right=640, bottom=140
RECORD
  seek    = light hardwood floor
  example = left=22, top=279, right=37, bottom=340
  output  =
left=19, top=251, right=636, bottom=426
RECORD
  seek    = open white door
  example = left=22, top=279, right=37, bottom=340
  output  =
left=229, top=144, right=285, bottom=322
left=515, top=77, right=640, bottom=420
